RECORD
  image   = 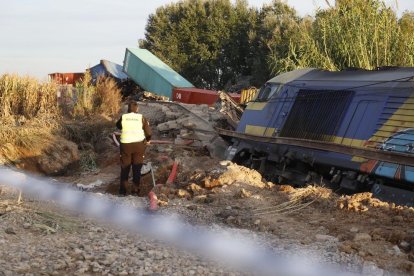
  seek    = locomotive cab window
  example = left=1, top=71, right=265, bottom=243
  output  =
left=256, top=84, right=280, bottom=101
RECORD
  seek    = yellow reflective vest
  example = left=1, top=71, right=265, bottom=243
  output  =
left=120, top=113, right=146, bottom=143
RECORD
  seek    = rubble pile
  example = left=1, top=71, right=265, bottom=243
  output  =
left=218, top=91, right=244, bottom=128
left=137, top=101, right=230, bottom=159
left=336, top=192, right=409, bottom=212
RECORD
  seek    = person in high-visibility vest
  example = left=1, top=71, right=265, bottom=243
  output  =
left=116, top=101, right=152, bottom=196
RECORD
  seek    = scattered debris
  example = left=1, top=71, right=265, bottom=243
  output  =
left=33, top=223, right=57, bottom=234
left=218, top=91, right=244, bottom=127
left=234, top=188, right=252, bottom=199
left=216, top=163, right=265, bottom=188
left=5, top=227, right=16, bottom=235
left=76, top=180, right=104, bottom=191
left=354, top=233, right=372, bottom=242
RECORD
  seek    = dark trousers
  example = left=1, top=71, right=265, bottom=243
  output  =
left=119, top=141, right=146, bottom=195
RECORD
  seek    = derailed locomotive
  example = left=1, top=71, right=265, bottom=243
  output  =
left=219, top=68, right=414, bottom=206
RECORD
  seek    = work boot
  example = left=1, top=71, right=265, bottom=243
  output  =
left=119, top=185, right=127, bottom=197
left=131, top=184, right=140, bottom=196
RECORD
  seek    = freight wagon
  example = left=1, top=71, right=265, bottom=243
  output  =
left=172, top=87, right=241, bottom=105
left=219, top=68, right=414, bottom=206
left=123, top=48, right=194, bottom=99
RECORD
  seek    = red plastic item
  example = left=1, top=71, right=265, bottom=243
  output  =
left=166, top=161, right=178, bottom=185
left=148, top=191, right=158, bottom=211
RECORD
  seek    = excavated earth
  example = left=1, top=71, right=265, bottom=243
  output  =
left=1, top=102, right=414, bottom=275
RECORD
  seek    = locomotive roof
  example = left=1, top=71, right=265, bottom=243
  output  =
left=268, top=67, right=414, bottom=84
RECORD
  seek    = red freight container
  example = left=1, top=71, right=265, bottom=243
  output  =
left=48, top=72, right=84, bottom=85
left=229, top=93, right=241, bottom=103
left=173, top=87, right=240, bottom=105
left=173, top=87, right=219, bottom=105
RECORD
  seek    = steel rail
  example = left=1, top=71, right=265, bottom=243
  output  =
left=217, top=128, right=414, bottom=167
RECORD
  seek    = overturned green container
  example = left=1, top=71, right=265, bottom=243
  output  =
left=123, top=48, right=194, bottom=99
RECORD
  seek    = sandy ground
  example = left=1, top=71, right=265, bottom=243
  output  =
left=1, top=102, right=414, bottom=275
left=55, top=136, right=414, bottom=275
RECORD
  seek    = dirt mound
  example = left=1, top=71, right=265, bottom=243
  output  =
left=337, top=192, right=390, bottom=212
left=1, top=136, right=79, bottom=175
left=216, top=163, right=265, bottom=188
left=36, top=137, right=79, bottom=175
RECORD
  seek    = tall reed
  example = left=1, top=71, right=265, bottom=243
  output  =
left=0, top=74, right=59, bottom=119
left=279, top=0, right=414, bottom=71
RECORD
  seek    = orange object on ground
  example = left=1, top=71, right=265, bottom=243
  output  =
left=147, top=160, right=178, bottom=211
left=148, top=191, right=158, bottom=211
left=166, top=161, right=178, bottom=185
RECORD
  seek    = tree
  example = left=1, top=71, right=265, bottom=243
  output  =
left=141, top=0, right=414, bottom=89
left=140, top=0, right=257, bottom=90
left=250, top=0, right=301, bottom=84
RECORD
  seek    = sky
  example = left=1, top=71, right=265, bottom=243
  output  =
left=0, top=0, right=413, bottom=79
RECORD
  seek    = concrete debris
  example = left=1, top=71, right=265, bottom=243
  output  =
left=234, top=188, right=252, bottom=199
left=315, top=234, right=339, bottom=243
left=203, top=177, right=221, bottom=189
left=176, top=189, right=191, bottom=199
left=139, top=101, right=231, bottom=159
left=218, top=91, right=244, bottom=128
left=193, top=195, right=208, bottom=203
left=399, top=241, right=411, bottom=252
left=77, top=180, right=104, bottom=191
left=350, top=227, right=359, bottom=233
left=5, top=227, right=16, bottom=235
left=187, top=183, right=205, bottom=196
left=354, top=233, right=372, bottom=242
left=219, top=160, right=232, bottom=167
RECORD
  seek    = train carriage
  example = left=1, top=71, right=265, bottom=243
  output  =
left=221, top=67, right=414, bottom=206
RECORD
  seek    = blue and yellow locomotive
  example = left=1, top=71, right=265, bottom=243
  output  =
left=221, top=68, right=414, bottom=205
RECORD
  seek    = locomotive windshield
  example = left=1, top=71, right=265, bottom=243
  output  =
left=256, top=84, right=281, bottom=101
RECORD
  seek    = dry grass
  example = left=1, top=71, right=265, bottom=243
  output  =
left=0, top=117, right=58, bottom=163
left=61, top=118, right=114, bottom=145
left=279, top=0, right=414, bottom=71
left=0, top=74, right=60, bottom=163
left=73, top=72, right=97, bottom=118
left=95, top=77, right=122, bottom=118
left=0, top=74, right=59, bottom=118
left=254, top=185, right=334, bottom=216
left=72, top=73, right=122, bottom=118
left=0, top=73, right=121, bottom=169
